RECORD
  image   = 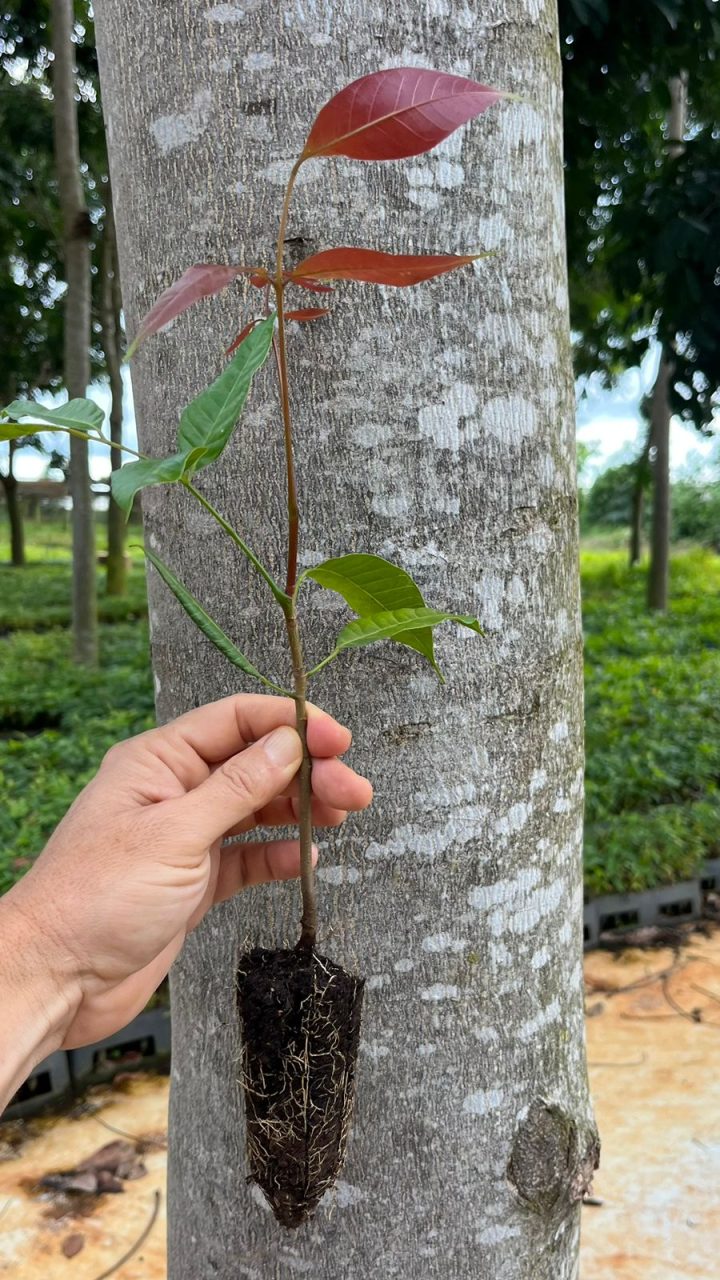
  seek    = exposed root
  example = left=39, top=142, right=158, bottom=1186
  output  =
left=237, top=947, right=364, bottom=1228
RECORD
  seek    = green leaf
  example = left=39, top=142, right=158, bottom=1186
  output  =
left=143, top=548, right=282, bottom=691
left=110, top=316, right=275, bottom=520
left=335, top=607, right=482, bottom=650
left=0, top=422, right=48, bottom=441
left=315, top=607, right=482, bottom=680
left=3, top=398, right=105, bottom=434
left=111, top=452, right=188, bottom=518
left=305, top=552, right=438, bottom=668
left=177, top=313, right=275, bottom=471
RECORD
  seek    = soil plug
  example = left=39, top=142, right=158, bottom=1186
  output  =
left=237, top=947, right=364, bottom=1227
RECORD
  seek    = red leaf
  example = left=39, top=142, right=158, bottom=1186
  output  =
left=224, top=319, right=262, bottom=357
left=301, top=68, right=501, bottom=162
left=288, top=277, right=336, bottom=295
left=283, top=308, right=330, bottom=322
left=128, top=265, right=269, bottom=357
left=288, top=247, right=485, bottom=288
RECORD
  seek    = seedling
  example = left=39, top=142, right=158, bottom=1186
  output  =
left=2, top=67, right=505, bottom=1226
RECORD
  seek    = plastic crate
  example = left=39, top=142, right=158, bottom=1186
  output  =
left=2, top=1050, right=71, bottom=1120
left=67, top=1007, right=171, bottom=1085
left=584, top=873, right=710, bottom=948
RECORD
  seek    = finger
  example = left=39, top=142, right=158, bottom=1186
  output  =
left=222, top=798, right=347, bottom=839
left=167, top=726, right=303, bottom=847
left=221, top=756, right=371, bottom=835
left=305, top=756, right=374, bottom=810
left=213, top=839, right=319, bottom=904
left=141, top=694, right=352, bottom=770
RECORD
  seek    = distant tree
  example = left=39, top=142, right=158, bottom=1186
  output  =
left=0, top=73, right=63, bottom=563
left=582, top=461, right=639, bottom=530
left=98, top=188, right=126, bottom=594
left=672, top=478, right=720, bottom=549
left=560, top=0, right=720, bottom=604
left=51, top=0, right=97, bottom=663
left=0, top=1, right=125, bottom=590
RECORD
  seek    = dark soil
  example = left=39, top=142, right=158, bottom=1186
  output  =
left=237, top=947, right=364, bottom=1228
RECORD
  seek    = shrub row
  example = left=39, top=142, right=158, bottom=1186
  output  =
left=1, top=545, right=718, bottom=898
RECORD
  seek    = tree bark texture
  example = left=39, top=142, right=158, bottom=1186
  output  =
left=2, top=444, right=25, bottom=567
left=100, top=195, right=127, bottom=597
left=51, top=0, right=97, bottom=663
left=94, top=3, right=597, bottom=1277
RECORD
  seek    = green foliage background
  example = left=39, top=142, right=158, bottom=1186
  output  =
left=1, top=522, right=718, bottom=900
left=583, top=546, right=720, bottom=893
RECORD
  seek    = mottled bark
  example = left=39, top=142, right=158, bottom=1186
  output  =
left=1, top=443, right=25, bottom=567
left=94, top=2, right=596, bottom=1276
left=51, top=0, right=97, bottom=663
left=100, top=195, right=127, bottom=597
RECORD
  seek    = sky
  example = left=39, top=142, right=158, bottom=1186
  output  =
left=576, top=345, right=719, bottom=487
left=6, top=346, right=719, bottom=486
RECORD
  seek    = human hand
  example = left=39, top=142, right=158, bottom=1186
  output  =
left=0, top=694, right=372, bottom=1079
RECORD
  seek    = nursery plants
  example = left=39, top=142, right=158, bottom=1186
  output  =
left=1, top=68, right=505, bottom=1226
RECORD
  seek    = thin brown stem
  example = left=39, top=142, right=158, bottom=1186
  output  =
left=272, top=322, right=300, bottom=598
left=285, top=609, right=316, bottom=949
left=274, top=156, right=316, bottom=949
left=275, top=158, right=303, bottom=282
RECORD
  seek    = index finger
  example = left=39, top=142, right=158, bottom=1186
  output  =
left=155, top=694, right=352, bottom=766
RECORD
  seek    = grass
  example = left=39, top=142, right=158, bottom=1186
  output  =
left=0, top=518, right=153, bottom=894
left=1, top=518, right=719, bottom=898
left=582, top=547, right=720, bottom=894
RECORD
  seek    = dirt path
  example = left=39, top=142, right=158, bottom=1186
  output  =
left=582, top=930, right=720, bottom=1280
left=2, top=930, right=719, bottom=1278
left=0, top=1079, right=168, bottom=1279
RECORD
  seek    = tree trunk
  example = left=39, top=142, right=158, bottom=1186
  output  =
left=94, top=3, right=597, bottom=1276
left=647, top=73, right=686, bottom=610
left=647, top=354, right=672, bottom=608
left=51, top=0, right=97, bottom=663
left=100, top=194, right=127, bottom=597
left=629, top=422, right=652, bottom=568
left=2, top=443, right=25, bottom=567
left=629, top=480, right=644, bottom=566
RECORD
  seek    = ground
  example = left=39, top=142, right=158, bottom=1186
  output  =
left=1, top=933, right=719, bottom=1279
left=583, top=931, right=720, bottom=1280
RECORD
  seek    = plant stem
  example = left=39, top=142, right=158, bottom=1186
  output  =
left=273, top=324, right=299, bottom=598
left=275, top=156, right=316, bottom=951
left=285, top=608, right=315, bottom=949
left=305, top=649, right=339, bottom=680
left=96, top=432, right=146, bottom=461
left=275, top=158, right=303, bottom=283
left=182, top=477, right=289, bottom=608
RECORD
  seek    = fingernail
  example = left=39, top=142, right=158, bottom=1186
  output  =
left=262, top=726, right=301, bottom=767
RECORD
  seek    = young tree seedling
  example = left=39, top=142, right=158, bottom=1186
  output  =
left=1, top=67, right=506, bottom=1226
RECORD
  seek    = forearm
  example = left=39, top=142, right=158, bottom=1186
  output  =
left=0, top=888, right=80, bottom=1111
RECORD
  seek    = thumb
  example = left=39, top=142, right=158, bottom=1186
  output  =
left=171, top=726, right=302, bottom=846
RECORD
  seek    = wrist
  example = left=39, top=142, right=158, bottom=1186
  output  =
left=0, top=885, right=82, bottom=1109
